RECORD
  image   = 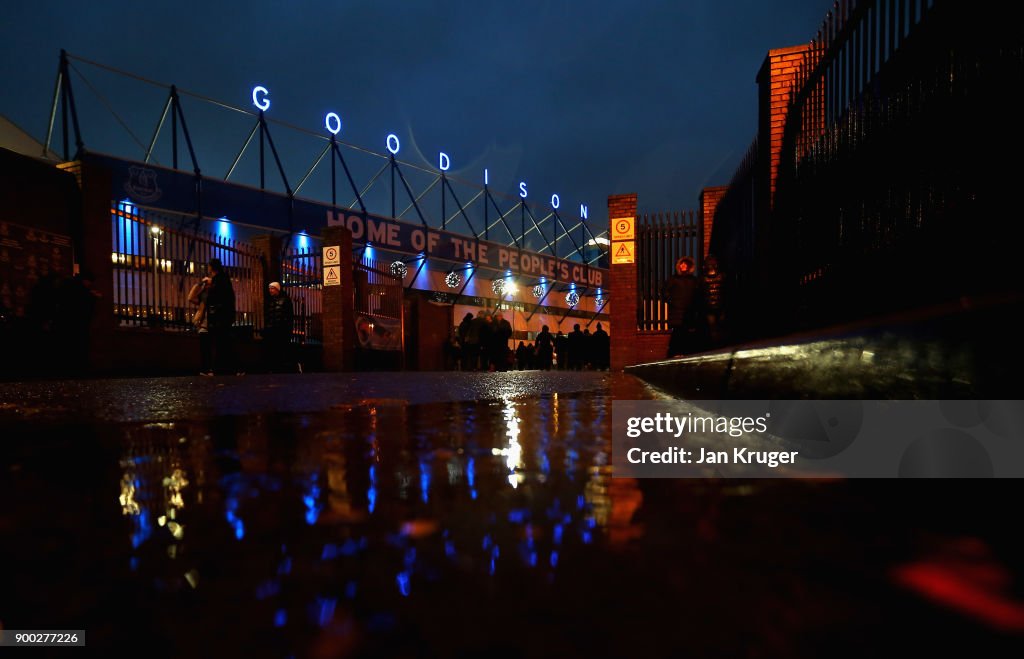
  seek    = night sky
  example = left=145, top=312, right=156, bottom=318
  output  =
left=2, top=1, right=831, bottom=225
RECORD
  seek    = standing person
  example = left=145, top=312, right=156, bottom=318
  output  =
left=554, top=330, right=568, bottom=370
left=567, top=324, right=585, bottom=370
left=702, top=256, right=724, bottom=348
left=188, top=273, right=211, bottom=375
left=457, top=312, right=473, bottom=364
left=205, top=258, right=238, bottom=375
left=493, top=311, right=513, bottom=371
left=479, top=311, right=494, bottom=371
left=592, top=322, right=610, bottom=370
left=582, top=328, right=594, bottom=370
left=535, top=325, right=554, bottom=370
left=264, top=281, right=294, bottom=373
left=55, top=270, right=100, bottom=375
left=663, top=256, right=702, bottom=358
left=515, top=341, right=530, bottom=370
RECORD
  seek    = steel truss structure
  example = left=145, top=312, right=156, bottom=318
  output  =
left=43, top=51, right=609, bottom=316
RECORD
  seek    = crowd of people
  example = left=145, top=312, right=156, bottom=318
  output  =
left=447, top=313, right=611, bottom=371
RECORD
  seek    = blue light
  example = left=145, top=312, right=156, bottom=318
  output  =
left=316, top=598, right=337, bottom=627
left=550, top=551, right=559, bottom=567
left=252, top=86, right=270, bottom=111
left=325, top=112, right=342, bottom=135
left=419, top=459, right=430, bottom=504
left=396, top=572, right=411, bottom=597
left=217, top=217, right=231, bottom=238
left=368, top=465, right=377, bottom=514
left=364, top=243, right=375, bottom=259
left=274, top=610, right=287, bottom=628
left=119, top=198, right=135, bottom=214
left=297, top=232, right=310, bottom=250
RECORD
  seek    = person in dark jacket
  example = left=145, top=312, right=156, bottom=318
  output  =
left=535, top=325, right=554, bottom=370
left=264, top=281, right=294, bottom=372
left=554, top=330, right=568, bottom=370
left=204, top=258, right=239, bottom=375
left=515, top=341, right=530, bottom=370
left=567, top=324, right=585, bottom=370
left=663, top=256, right=702, bottom=358
left=492, top=312, right=513, bottom=371
left=592, top=322, right=610, bottom=370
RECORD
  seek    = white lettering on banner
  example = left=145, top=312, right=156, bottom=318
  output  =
left=322, top=209, right=606, bottom=287
left=411, top=229, right=425, bottom=252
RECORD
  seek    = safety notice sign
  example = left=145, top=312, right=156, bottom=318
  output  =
left=323, top=265, right=341, bottom=286
left=611, top=241, right=635, bottom=265
left=323, top=245, right=340, bottom=267
left=610, top=216, right=635, bottom=241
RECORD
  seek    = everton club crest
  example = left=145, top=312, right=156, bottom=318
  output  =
left=124, top=166, right=162, bottom=203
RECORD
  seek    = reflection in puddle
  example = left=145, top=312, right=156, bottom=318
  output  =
left=96, top=390, right=643, bottom=654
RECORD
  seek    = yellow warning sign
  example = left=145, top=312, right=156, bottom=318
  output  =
left=612, top=241, right=635, bottom=265
left=323, top=265, right=341, bottom=286
left=323, top=245, right=340, bottom=266
left=611, top=216, right=635, bottom=241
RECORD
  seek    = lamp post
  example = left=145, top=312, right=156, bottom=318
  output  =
left=150, top=225, right=162, bottom=324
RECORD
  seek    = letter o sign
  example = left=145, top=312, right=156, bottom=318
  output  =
left=386, top=134, right=400, bottom=155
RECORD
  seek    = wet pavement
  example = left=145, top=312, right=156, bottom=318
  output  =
left=1, top=372, right=1023, bottom=657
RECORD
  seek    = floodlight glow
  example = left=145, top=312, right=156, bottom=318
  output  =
left=386, top=134, right=400, bottom=155
left=439, top=152, right=450, bottom=171
left=325, top=112, right=342, bottom=135
left=252, top=86, right=270, bottom=111
left=551, top=194, right=560, bottom=209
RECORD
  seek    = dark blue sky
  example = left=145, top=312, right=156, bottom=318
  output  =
left=2, top=1, right=830, bottom=224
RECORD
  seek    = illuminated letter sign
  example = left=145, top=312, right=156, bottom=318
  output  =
left=551, top=194, right=560, bottom=209
left=386, top=134, right=400, bottom=155
left=484, top=168, right=489, bottom=186
left=580, top=204, right=588, bottom=220
left=439, top=152, right=450, bottom=171
left=519, top=182, right=528, bottom=198
left=252, top=86, right=270, bottom=111
left=325, top=112, right=342, bottom=135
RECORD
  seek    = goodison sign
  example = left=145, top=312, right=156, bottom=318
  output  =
left=252, top=86, right=591, bottom=221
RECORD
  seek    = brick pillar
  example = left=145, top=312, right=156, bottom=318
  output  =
left=321, top=226, right=354, bottom=371
left=608, top=193, right=638, bottom=371
left=699, top=186, right=728, bottom=259
left=756, top=43, right=815, bottom=211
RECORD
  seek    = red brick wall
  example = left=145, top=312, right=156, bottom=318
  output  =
left=756, top=43, right=815, bottom=209
left=608, top=193, right=638, bottom=370
left=699, top=186, right=728, bottom=258
left=322, top=226, right=355, bottom=371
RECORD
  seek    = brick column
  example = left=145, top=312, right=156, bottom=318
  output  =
left=608, top=193, right=638, bottom=371
left=321, top=226, right=354, bottom=371
left=699, top=186, right=728, bottom=259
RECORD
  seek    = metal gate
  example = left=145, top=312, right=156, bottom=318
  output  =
left=636, top=211, right=702, bottom=331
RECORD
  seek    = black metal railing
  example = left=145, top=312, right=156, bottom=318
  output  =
left=635, top=211, right=702, bottom=331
